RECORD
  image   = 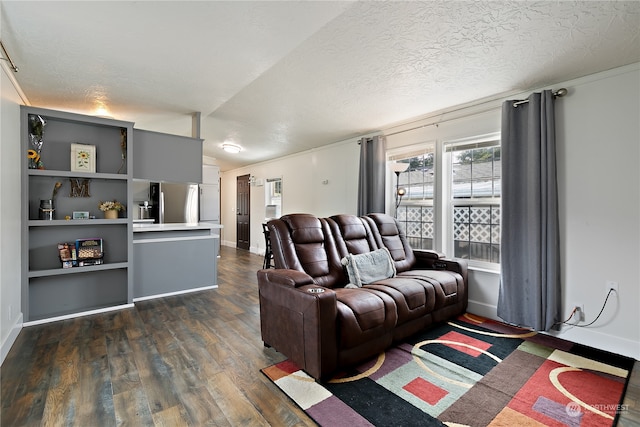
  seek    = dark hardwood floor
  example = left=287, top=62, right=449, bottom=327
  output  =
left=1, top=246, right=313, bottom=426
left=2, top=246, right=638, bottom=426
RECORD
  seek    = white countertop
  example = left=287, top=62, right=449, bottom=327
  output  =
left=133, top=222, right=223, bottom=232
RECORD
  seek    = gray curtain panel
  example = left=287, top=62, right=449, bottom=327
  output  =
left=497, top=90, right=561, bottom=331
left=357, top=135, right=386, bottom=216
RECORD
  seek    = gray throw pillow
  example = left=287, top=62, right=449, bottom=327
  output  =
left=341, top=247, right=396, bottom=287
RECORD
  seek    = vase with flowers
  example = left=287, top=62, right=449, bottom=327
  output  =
left=99, top=200, right=125, bottom=219
left=28, top=114, right=46, bottom=169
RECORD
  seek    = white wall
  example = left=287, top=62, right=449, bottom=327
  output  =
left=221, top=63, right=640, bottom=359
left=0, top=49, right=25, bottom=362
left=220, top=139, right=360, bottom=252
left=555, top=65, right=639, bottom=358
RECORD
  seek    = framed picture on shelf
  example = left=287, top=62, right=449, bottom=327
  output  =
left=70, top=143, right=96, bottom=173
left=72, top=211, right=89, bottom=219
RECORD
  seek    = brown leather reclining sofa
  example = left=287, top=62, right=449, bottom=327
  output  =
left=258, top=213, right=468, bottom=380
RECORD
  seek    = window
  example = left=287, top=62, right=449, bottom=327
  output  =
left=447, top=139, right=501, bottom=265
left=390, top=145, right=435, bottom=250
left=389, top=135, right=501, bottom=267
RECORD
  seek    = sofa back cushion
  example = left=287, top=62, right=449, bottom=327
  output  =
left=268, top=214, right=345, bottom=288
left=330, top=214, right=378, bottom=256
left=267, top=213, right=417, bottom=286
left=330, top=213, right=417, bottom=273
left=364, top=214, right=416, bottom=273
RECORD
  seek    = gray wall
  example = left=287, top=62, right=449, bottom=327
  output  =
left=1, top=60, right=24, bottom=362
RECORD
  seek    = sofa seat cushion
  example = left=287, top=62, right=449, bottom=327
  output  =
left=365, top=276, right=437, bottom=326
left=397, top=270, right=464, bottom=309
left=334, top=288, right=397, bottom=350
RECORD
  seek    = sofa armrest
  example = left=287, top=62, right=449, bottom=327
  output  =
left=435, top=258, right=468, bottom=283
left=413, top=250, right=468, bottom=286
left=257, top=268, right=315, bottom=288
left=413, top=249, right=445, bottom=264
left=258, top=271, right=338, bottom=379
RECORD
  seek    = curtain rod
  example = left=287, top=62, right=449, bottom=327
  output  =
left=375, top=87, right=570, bottom=139
left=384, top=103, right=501, bottom=138
left=513, top=88, right=568, bottom=108
left=0, top=40, right=19, bottom=72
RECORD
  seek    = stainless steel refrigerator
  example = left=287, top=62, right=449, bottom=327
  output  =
left=199, top=182, right=221, bottom=253
left=150, top=182, right=199, bottom=224
left=199, top=184, right=220, bottom=224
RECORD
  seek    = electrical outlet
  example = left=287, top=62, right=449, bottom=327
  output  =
left=573, top=303, right=585, bottom=322
left=606, top=281, right=619, bottom=294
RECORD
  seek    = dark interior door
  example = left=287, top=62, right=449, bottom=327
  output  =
left=236, top=174, right=250, bottom=250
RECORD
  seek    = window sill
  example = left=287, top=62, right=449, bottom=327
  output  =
left=467, top=265, right=500, bottom=275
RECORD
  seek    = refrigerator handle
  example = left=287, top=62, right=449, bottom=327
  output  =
left=159, top=191, right=165, bottom=224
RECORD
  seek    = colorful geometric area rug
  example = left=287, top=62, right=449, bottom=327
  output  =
left=262, top=314, right=635, bottom=427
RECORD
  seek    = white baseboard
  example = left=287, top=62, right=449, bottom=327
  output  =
left=23, top=303, right=134, bottom=327
left=1, top=312, right=23, bottom=365
left=467, top=300, right=499, bottom=321
left=18, top=284, right=219, bottom=333
left=132, top=285, right=218, bottom=302
left=249, top=246, right=266, bottom=256
left=550, top=324, right=640, bottom=361
left=221, top=240, right=235, bottom=248
left=466, top=300, right=639, bottom=360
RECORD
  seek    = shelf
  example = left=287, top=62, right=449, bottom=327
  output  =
left=28, top=169, right=128, bottom=180
left=22, top=106, right=135, bottom=322
left=28, top=219, right=129, bottom=227
left=28, top=262, right=128, bottom=278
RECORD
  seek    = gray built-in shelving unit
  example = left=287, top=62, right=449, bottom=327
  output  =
left=21, top=106, right=134, bottom=322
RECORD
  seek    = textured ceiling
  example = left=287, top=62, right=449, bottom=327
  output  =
left=2, top=1, right=639, bottom=171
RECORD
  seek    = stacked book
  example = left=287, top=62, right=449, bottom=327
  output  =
left=58, top=238, right=103, bottom=268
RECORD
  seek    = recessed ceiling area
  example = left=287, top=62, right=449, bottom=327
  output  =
left=2, top=1, right=639, bottom=171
